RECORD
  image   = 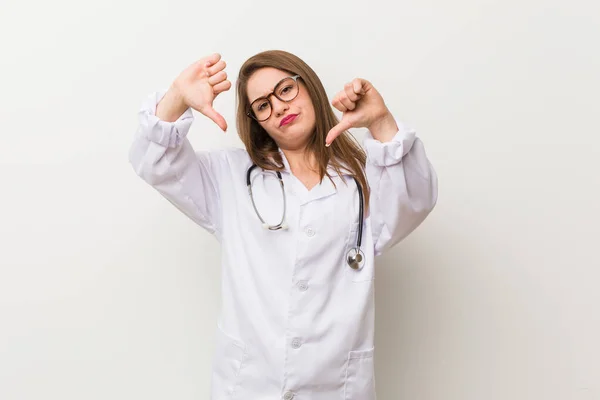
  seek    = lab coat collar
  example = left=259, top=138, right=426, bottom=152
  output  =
left=277, top=148, right=353, bottom=177
left=277, top=148, right=353, bottom=205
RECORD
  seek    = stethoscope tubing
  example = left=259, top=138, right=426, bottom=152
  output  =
left=246, top=164, right=364, bottom=268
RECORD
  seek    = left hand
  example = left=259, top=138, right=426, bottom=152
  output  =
left=326, top=78, right=393, bottom=146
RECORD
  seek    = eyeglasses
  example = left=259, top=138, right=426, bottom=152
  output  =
left=246, top=75, right=301, bottom=122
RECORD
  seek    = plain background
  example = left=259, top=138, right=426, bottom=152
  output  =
left=1, top=0, right=599, bottom=399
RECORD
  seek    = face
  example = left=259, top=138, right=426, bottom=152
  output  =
left=246, top=67, right=316, bottom=151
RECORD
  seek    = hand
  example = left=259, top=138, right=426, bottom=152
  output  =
left=326, top=78, right=396, bottom=146
left=171, top=53, right=231, bottom=132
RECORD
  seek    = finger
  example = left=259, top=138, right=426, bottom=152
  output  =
left=344, top=83, right=361, bottom=102
left=331, top=96, right=348, bottom=113
left=207, top=60, right=226, bottom=76
left=353, top=79, right=366, bottom=95
left=208, top=70, right=227, bottom=86
left=193, top=53, right=221, bottom=74
left=204, top=53, right=221, bottom=67
left=200, top=54, right=222, bottom=77
left=212, top=80, right=232, bottom=95
left=339, top=94, right=356, bottom=111
left=325, top=118, right=353, bottom=147
left=200, top=105, right=228, bottom=132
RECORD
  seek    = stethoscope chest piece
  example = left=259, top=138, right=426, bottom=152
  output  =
left=347, top=247, right=365, bottom=270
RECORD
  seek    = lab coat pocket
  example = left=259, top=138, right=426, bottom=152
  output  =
left=344, top=347, right=376, bottom=400
left=212, top=324, right=247, bottom=398
left=345, top=222, right=374, bottom=283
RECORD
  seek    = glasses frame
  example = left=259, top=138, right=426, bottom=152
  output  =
left=246, top=75, right=301, bottom=122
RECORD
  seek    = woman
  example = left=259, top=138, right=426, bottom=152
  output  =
left=129, top=50, right=437, bottom=400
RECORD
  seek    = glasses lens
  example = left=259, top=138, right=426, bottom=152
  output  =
left=275, top=77, right=299, bottom=102
left=251, top=98, right=271, bottom=121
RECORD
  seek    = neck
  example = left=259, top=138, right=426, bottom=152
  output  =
left=280, top=147, right=317, bottom=174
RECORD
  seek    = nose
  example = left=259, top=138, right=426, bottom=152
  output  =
left=270, top=95, right=289, bottom=117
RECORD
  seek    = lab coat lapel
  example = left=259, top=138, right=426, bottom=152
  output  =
left=301, top=176, right=337, bottom=205
left=277, top=149, right=351, bottom=205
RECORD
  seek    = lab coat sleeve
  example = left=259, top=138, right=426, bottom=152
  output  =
left=128, top=91, right=222, bottom=237
left=364, top=119, right=438, bottom=256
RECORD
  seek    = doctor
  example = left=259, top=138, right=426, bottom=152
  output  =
left=129, top=50, right=437, bottom=400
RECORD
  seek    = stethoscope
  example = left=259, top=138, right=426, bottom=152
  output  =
left=246, top=164, right=365, bottom=270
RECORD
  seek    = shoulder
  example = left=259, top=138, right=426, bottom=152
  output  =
left=196, top=146, right=252, bottom=175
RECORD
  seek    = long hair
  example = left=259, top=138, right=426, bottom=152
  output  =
left=235, top=50, right=370, bottom=210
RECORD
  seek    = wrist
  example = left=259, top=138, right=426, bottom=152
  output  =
left=368, top=112, right=398, bottom=143
left=156, top=87, right=189, bottom=122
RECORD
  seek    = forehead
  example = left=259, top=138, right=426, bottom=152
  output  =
left=247, top=67, right=290, bottom=102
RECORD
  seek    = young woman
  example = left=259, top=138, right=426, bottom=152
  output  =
left=129, top=50, right=437, bottom=400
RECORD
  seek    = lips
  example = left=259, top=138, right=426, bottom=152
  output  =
left=280, top=114, right=298, bottom=127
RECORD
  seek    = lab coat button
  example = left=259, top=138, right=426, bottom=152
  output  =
left=291, top=337, right=302, bottom=349
left=305, top=227, right=315, bottom=237
left=283, top=391, right=295, bottom=400
left=297, top=280, right=309, bottom=291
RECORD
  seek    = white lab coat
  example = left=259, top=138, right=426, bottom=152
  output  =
left=129, top=91, right=438, bottom=400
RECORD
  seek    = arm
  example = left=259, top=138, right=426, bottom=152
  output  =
left=326, top=78, right=438, bottom=255
left=128, top=91, right=222, bottom=237
left=365, top=116, right=438, bottom=256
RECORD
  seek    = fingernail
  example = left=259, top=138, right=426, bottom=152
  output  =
left=325, top=142, right=330, bottom=147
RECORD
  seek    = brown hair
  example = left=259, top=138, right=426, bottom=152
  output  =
left=235, top=50, right=370, bottom=209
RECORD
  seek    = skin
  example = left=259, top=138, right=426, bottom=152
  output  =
left=246, top=67, right=318, bottom=153
left=327, top=77, right=398, bottom=146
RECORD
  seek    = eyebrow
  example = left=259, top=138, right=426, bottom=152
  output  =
left=250, top=89, right=272, bottom=105
left=250, top=77, right=287, bottom=104
left=250, top=93, right=268, bottom=104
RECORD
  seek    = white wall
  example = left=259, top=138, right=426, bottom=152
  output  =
left=1, top=0, right=598, bottom=399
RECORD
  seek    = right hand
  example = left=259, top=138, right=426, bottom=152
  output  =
left=171, top=53, right=231, bottom=132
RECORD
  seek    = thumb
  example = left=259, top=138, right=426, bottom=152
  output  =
left=201, top=105, right=228, bottom=132
left=326, top=117, right=353, bottom=147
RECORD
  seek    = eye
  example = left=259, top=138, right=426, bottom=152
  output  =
left=280, top=85, right=293, bottom=95
left=257, top=101, right=269, bottom=111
